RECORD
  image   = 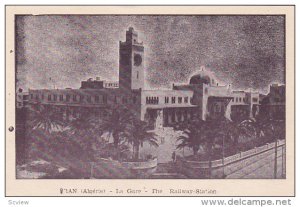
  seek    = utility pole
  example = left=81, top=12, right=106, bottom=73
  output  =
left=273, top=123, right=278, bottom=179
left=222, top=135, right=225, bottom=178
left=90, top=162, right=94, bottom=179
left=274, top=139, right=278, bottom=178
left=282, top=144, right=285, bottom=178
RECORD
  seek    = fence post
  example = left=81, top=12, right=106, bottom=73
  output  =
left=90, top=162, right=94, bottom=179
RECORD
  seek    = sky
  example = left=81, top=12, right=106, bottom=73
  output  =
left=16, top=15, right=285, bottom=93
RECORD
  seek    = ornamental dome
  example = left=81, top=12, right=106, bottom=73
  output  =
left=189, top=66, right=218, bottom=86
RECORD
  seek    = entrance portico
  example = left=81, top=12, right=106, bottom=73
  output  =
left=206, top=96, right=233, bottom=120
left=144, top=106, right=198, bottom=129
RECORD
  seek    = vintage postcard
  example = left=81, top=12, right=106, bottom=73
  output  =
left=5, top=5, right=295, bottom=196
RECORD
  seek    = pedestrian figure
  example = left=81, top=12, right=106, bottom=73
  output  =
left=172, top=151, right=176, bottom=163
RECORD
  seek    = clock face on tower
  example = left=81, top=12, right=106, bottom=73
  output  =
left=134, top=54, right=142, bottom=66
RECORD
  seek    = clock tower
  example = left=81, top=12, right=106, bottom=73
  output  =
left=119, top=27, right=145, bottom=91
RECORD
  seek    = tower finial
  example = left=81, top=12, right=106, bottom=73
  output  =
left=200, top=65, right=205, bottom=71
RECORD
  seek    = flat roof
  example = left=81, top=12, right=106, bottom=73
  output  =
left=145, top=105, right=198, bottom=109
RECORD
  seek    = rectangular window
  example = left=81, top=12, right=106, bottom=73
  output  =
left=114, top=96, right=118, bottom=104
left=73, top=95, right=77, bottom=102
left=184, top=97, right=188, bottom=103
left=165, top=97, right=169, bottom=104
left=95, top=95, right=100, bottom=103
left=232, top=98, right=235, bottom=102
left=178, top=97, right=182, bottom=104
left=66, top=94, right=70, bottom=102
left=53, top=94, right=57, bottom=101
left=133, top=96, right=137, bottom=104
left=221, top=105, right=225, bottom=112
left=87, top=96, right=91, bottom=103
left=35, top=94, right=39, bottom=100
left=252, top=97, right=258, bottom=102
left=48, top=94, right=51, bottom=101
left=239, top=97, right=242, bottom=102
left=236, top=97, right=238, bottom=102
left=30, top=94, right=33, bottom=99
left=171, top=97, right=176, bottom=104
left=80, top=95, right=84, bottom=102
left=41, top=94, right=44, bottom=100
left=243, top=97, right=245, bottom=102
left=59, top=94, right=63, bottom=101
left=122, top=97, right=127, bottom=104
left=215, top=105, right=220, bottom=113
left=103, top=95, right=107, bottom=104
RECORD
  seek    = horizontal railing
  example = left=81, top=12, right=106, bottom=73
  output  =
left=182, top=139, right=285, bottom=169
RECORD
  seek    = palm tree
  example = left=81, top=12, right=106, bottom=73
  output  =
left=225, top=118, right=256, bottom=152
left=27, top=105, right=65, bottom=133
left=175, top=119, right=207, bottom=156
left=123, top=118, right=159, bottom=160
left=204, top=119, right=227, bottom=178
left=240, top=115, right=285, bottom=178
left=214, top=117, right=254, bottom=178
left=97, top=107, right=134, bottom=159
left=176, top=117, right=252, bottom=178
left=250, top=114, right=273, bottom=144
left=200, top=117, right=246, bottom=178
left=259, top=119, right=285, bottom=178
left=67, top=114, right=100, bottom=161
left=25, top=106, right=65, bottom=161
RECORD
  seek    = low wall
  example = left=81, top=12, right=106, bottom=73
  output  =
left=92, top=158, right=158, bottom=179
left=121, top=158, right=158, bottom=169
left=179, top=140, right=285, bottom=178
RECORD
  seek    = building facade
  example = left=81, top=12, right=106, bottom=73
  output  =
left=25, top=27, right=265, bottom=129
left=260, top=84, right=285, bottom=120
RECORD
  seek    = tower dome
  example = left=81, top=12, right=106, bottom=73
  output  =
left=189, top=74, right=211, bottom=85
left=189, top=66, right=218, bottom=86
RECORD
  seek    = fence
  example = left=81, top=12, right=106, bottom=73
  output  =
left=181, top=139, right=285, bottom=169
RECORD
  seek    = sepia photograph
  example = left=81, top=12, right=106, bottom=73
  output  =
left=6, top=5, right=295, bottom=196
